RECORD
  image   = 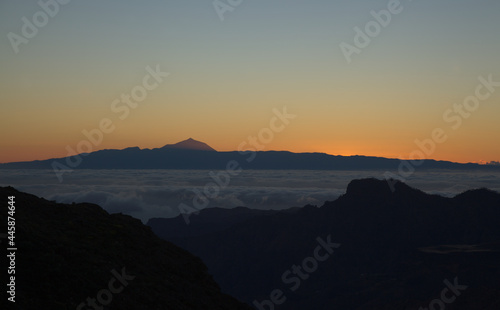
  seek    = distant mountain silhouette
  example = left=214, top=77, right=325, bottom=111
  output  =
left=0, top=186, right=250, bottom=309
left=148, top=179, right=500, bottom=309
left=1, top=139, right=499, bottom=173
left=161, top=138, right=216, bottom=151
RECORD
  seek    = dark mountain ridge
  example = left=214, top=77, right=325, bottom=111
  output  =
left=148, top=178, right=500, bottom=309
left=161, top=138, right=217, bottom=152
left=1, top=139, right=499, bottom=172
left=0, top=186, right=251, bottom=310
left=148, top=207, right=291, bottom=240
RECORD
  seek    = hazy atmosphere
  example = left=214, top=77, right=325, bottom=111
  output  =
left=2, top=169, right=500, bottom=222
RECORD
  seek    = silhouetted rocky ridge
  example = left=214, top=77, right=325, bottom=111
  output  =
left=149, top=178, right=500, bottom=310
left=0, top=186, right=251, bottom=310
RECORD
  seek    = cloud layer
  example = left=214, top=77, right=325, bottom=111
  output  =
left=1, top=169, right=499, bottom=222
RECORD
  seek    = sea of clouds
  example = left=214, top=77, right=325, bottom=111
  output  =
left=1, top=169, right=499, bottom=222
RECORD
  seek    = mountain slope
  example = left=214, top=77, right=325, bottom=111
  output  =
left=148, top=178, right=500, bottom=310
left=147, top=207, right=288, bottom=240
left=1, top=143, right=499, bottom=173
left=161, top=138, right=216, bottom=152
left=0, top=186, right=251, bottom=310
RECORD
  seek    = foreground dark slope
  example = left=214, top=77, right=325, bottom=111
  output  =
left=0, top=186, right=250, bottom=310
left=149, top=179, right=500, bottom=310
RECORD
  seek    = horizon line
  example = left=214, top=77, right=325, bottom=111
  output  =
left=1, top=143, right=498, bottom=166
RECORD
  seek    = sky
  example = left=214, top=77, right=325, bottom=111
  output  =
left=1, top=0, right=499, bottom=164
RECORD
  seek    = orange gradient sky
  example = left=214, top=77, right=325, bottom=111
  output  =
left=1, top=1, right=499, bottom=164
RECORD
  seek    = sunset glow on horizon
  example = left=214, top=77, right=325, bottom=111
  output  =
left=1, top=0, right=499, bottom=165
